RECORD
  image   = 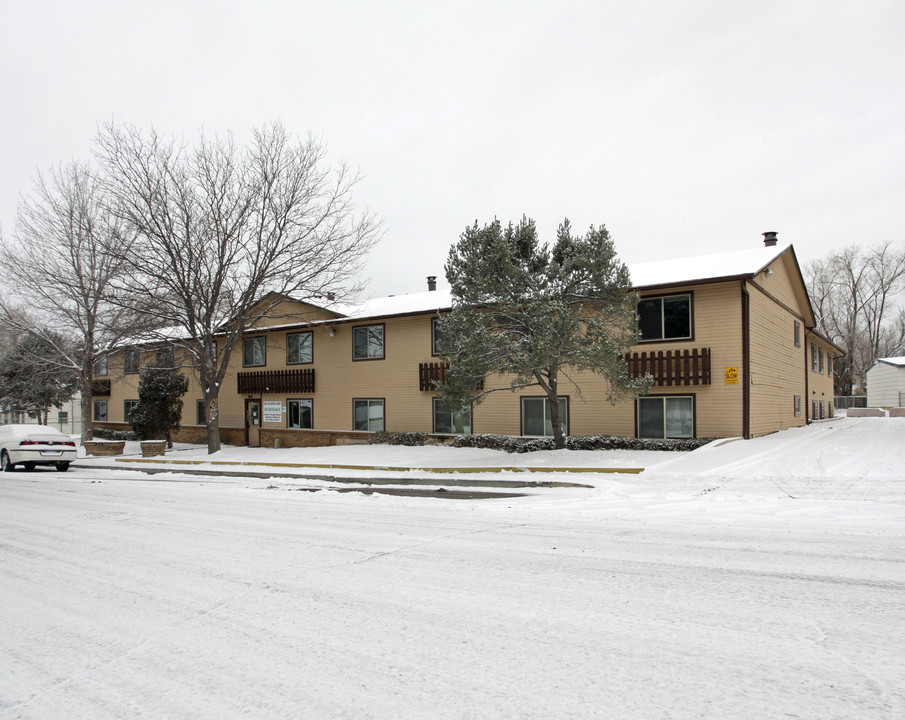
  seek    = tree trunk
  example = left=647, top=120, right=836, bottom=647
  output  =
left=542, top=369, right=566, bottom=450
left=205, top=396, right=221, bottom=454
left=80, top=367, right=94, bottom=442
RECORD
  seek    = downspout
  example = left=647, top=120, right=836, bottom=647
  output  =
left=804, top=330, right=810, bottom=423
left=741, top=280, right=750, bottom=439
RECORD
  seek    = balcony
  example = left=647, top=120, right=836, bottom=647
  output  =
left=91, top=379, right=111, bottom=396
left=623, top=348, right=711, bottom=386
left=237, top=368, right=315, bottom=394
left=418, top=363, right=484, bottom=392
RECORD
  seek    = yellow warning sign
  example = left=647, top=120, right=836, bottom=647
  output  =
left=725, top=367, right=738, bottom=384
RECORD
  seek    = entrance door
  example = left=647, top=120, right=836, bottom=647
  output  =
left=246, top=399, right=261, bottom=447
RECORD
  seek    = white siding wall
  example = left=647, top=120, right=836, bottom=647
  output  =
left=866, top=363, right=905, bottom=407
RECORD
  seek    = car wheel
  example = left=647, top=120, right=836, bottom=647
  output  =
left=23, top=462, right=36, bottom=471
left=1, top=451, right=13, bottom=472
left=56, top=462, right=70, bottom=472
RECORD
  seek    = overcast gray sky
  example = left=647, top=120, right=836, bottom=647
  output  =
left=2, top=0, right=903, bottom=298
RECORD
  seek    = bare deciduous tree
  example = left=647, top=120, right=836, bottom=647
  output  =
left=0, top=163, right=137, bottom=440
left=95, top=122, right=381, bottom=453
left=807, top=241, right=905, bottom=395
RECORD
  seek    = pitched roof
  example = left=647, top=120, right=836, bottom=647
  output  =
left=872, top=356, right=905, bottom=369
left=629, top=243, right=792, bottom=289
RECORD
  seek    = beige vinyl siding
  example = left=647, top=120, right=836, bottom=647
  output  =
left=807, top=335, right=837, bottom=415
left=748, top=285, right=806, bottom=436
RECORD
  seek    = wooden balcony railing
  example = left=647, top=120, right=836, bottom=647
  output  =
left=623, top=348, right=711, bottom=386
left=237, top=368, right=315, bottom=394
left=91, top=379, right=111, bottom=396
left=419, top=363, right=484, bottom=392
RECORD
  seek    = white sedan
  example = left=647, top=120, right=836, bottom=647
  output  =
left=0, top=424, right=77, bottom=472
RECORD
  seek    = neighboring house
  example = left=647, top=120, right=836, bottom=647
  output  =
left=865, top=357, right=905, bottom=407
left=92, top=233, right=841, bottom=446
left=0, top=392, right=83, bottom=436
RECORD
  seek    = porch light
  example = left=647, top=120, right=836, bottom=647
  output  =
left=764, top=267, right=774, bottom=278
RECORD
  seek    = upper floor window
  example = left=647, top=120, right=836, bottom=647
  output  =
left=156, top=346, right=174, bottom=368
left=353, top=324, right=385, bottom=360
left=638, top=294, right=691, bottom=342
left=810, top=343, right=818, bottom=372
left=432, top=318, right=446, bottom=356
left=794, top=321, right=801, bottom=348
left=243, top=336, right=266, bottom=367
left=94, top=355, right=108, bottom=376
left=818, top=347, right=825, bottom=374
left=287, top=332, right=313, bottom=364
left=124, top=350, right=139, bottom=374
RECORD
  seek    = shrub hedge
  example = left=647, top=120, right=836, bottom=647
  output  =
left=370, top=431, right=712, bottom=453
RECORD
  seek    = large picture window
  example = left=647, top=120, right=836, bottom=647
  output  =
left=353, top=325, right=384, bottom=360
left=638, top=294, right=692, bottom=342
left=353, top=398, right=384, bottom=432
left=521, top=397, right=568, bottom=437
left=638, top=396, right=694, bottom=439
left=287, top=399, right=313, bottom=429
left=287, top=332, right=313, bottom=364
left=243, top=336, right=266, bottom=367
left=433, top=398, right=471, bottom=434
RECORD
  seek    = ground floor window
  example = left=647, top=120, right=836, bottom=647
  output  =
left=288, top=399, right=313, bottom=429
left=638, top=396, right=694, bottom=439
left=124, top=400, right=139, bottom=424
left=196, top=400, right=206, bottom=425
left=521, top=396, right=568, bottom=437
left=94, top=400, right=107, bottom=422
left=433, top=398, right=471, bottom=434
left=819, top=401, right=825, bottom=419
left=794, top=395, right=801, bottom=417
left=353, top=398, right=384, bottom=432
left=812, top=400, right=818, bottom=420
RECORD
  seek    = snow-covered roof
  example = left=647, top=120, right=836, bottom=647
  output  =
left=324, top=244, right=795, bottom=322
left=628, top=243, right=792, bottom=289
left=873, top=356, right=905, bottom=369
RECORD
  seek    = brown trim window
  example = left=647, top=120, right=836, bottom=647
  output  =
left=794, top=395, right=801, bottom=417
left=93, top=399, right=108, bottom=422
left=638, top=293, right=692, bottom=342
left=94, top=355, right=108, bottom=376
left=287, top=399, right=313, bottom=429
left=818, top=347, right=824, bottom=374
left=794, top=321, right=801, bottom=348
left=520, top=396, right=569, bottom=437
left=243, top=336, right=266, bottom=367
left=353, top=398, right=385, bottom=431
left=287, top=332, right=313, bottom=364
left=431, top=317, right=447, bottom=357
left=637, top=395, right=695, bottom=439
left=811, top=344, right=818, bottom=372
left=353, top=324, right=385, bottom=360
left=124, top=350, right=139, bottom=374
left=433, top=397, right=471, bottom=434
left=196, top=400, right=206, bottom=425
left=124, top=400, right=139, bottom=423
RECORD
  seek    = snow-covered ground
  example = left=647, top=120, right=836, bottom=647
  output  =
left=1, top=417, right=903, bottom=718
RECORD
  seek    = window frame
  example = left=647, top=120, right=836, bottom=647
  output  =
left=520, top=396, right=569, bottom=438
left=243, top=336, right=267, bottom=367
left=156, top=346, right=174, bottom=368
left=124, top=399, right=140, bottom=424
left=124, top=349, right=139, bottom=374
left=352, top=324, right=385, bottom=361
left=353, top=398, right=385, bottom=432
left=287, top=398, right=314, bottom=429
left=637, top=292, right=694, bottom=343
left=794, top=321, right=801, bottom=348
left=196, top=400, right=206, bottom=426
left=431, top=317, right=446, bottom=357
left=818, top=347, right=824, bottom=374
left=286, top=331, right=314, bottom=365
left=810, top=343, right=818, bottom=372
left=93, top=399, right=108, bottom=422
left=94, top=355, right=108, bottom=376
left=432, top=397, right=472, bottom=434
left=636, top=394, right=696, bottom=439
left=794, top=395, right=801, bottom=417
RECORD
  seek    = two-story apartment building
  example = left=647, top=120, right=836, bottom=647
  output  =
left=92, top=235, right=840, bottom=446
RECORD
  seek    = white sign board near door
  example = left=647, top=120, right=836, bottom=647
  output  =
left=262, top=401, right=283, bottom=424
